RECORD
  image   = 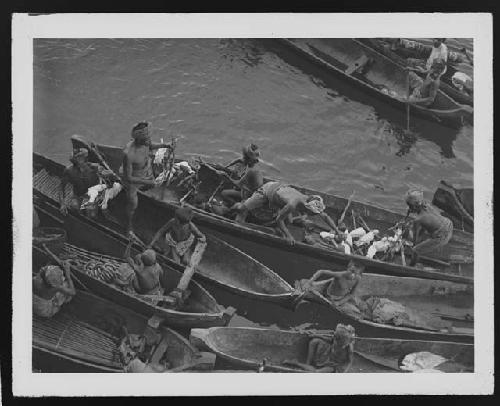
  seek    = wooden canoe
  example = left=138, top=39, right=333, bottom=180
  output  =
left=64, top=137, right=474, bottom=285
left=32, top=283, right=213, bottom=373
left=432, top=180, right=473, bottom=233
left=278, top=39, right=473, bottom=128
left=189, top=327, right=474, bottom=373
left=33, top=206, right=231, bottom=329
left=300, top=272, right=473, bottom=343
left=32, top=154, right=297, bottom=307
left=358, top=39, right=473, bottom=107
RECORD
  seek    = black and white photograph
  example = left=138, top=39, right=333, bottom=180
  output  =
left=12, top=13, right=493, bottom=396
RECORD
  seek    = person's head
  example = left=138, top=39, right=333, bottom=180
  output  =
left=347, top=259, right=365, bottom=276
left=131, top=122, right=151, bottom=146
left=242, top=144, right=260, bottom=165
left=303, top=195, right=325, bottom=215
left=141, top=249, right=157, bottom=266
left=40, top=265, right=65, bottom=288
left=71, top=148, right=89, bottom=166
left=405, top=189, right=424, bottom=212
left=332, top=324, right=356, bottom=349
left=175, top=206, right=194, bottom=224
left=433, top=38, right=445, bottom=48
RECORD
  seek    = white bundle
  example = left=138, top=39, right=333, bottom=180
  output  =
left=154, top=148, right=168, bottom=165
left=319, top=231, right=336, bottom=244
left=366, top=237, right=391, bottom=259
left=86, top=184, right=107, bottom=203
left=355, top=229, right=379, bottom=247
left=400, top=352, right=447, bottom=372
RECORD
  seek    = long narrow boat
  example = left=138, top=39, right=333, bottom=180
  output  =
left=357, top=38, right=473, bottom=107
left=300, top=272, right=473, bottom=343
left=432, top=180, right=473, bottom=233
left=190, top=327, right=474, bottom=373
left=32, top=284, right=213, bottom=373
left=33, top=156, right=297, bottom=307
left=33, top=208, right=232, bottom=329
left=278, top=38, right=473, bottom=128
left=60, top=138, right=474, bottom=285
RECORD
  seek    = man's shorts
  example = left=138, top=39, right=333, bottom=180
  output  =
left=413, top=218, right=453, bottom=255
left=242, top=188, right=269, bottom=211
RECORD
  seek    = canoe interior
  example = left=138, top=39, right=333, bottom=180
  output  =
left=432, top=181, right=473, bottom=233
left=287, top=38, right=461, bottom=112
left=32, top=282, right=198, bottom=372
left=199, top=327, right=473, bottom=372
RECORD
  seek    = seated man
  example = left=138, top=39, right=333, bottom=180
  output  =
left=224, top=143, right=260, bottom=178
left=283, top=324, right=356, bottom=372
left=405, top=190, right=454, bottom=266
left=60, top=148, right=122, bottom=218
left=234, top=181, right=338, bottom=245
left=147, top=207, right=206, bottom=265
left=125, top=248, right=164, bottom=297
left=406, top=64, right=443, bottom=108
left=33, top=262, right=76, bottom=318
left=295, top=260, right=366, bottom=318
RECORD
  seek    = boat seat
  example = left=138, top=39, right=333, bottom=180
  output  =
left=345, top=54, right=372, bottom=75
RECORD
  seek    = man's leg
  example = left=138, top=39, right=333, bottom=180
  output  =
left=306, top=338, right=323, bottom=365
left=126, top=186, right=139, bottom=235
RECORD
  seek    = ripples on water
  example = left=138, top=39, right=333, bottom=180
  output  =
left=34, top=38, right=473, bottom=213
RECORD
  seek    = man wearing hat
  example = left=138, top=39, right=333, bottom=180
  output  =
left=405, top=190, right=454, bottom=266
left=59, top=147, right=101, bottom=215
left=123, top=122, right=174, bottom=238
left=234, top=181, right=339, bottom=245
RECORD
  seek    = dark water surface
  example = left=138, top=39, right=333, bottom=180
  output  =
left=33, top=39, right=474, bottom=341
left=34, top=38, right=473, bottom=213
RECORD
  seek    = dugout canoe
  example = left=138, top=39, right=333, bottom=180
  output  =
left=189, top=327, right=474, bottom=373
left=32, top=283, right=214, bottom=373
left=278, top=38, right=473, bottom=128
left=33, top=206, right=232, bottom=330
left=65, top=137, right=474, bottom=285
left=299, top=272, right=473, bottom=343
left=33, top=154, right=297, bottom=307
left=357, top=38, right=473, bottom=107
left=432, top=180, right=473, bottom=233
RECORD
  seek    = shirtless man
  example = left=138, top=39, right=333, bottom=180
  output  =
left=125, top=248, right=164, bottom=296
left=147, top=207, right=206, bottom=265
left=123, top=122, right=173, bottom=237
left=234, top=181, right=339, bottom=245
left=405, top=190, right=454, bottom=266
left=283, top=324, right=356, bottom=372
left=406, top=63, right=443, bottom=107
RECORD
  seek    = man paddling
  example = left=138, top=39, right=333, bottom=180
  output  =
left=123, top=122, right=174, bottom=238
left=405, top=190, right=454, bottom=266
left=233, top=181, right=339, bottom=245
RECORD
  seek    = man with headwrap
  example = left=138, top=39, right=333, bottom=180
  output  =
left=405, top=189, right=454, bottom=266
left=234, top=181, right=339, bottom=245
left=33, top=261, right=76, bottom=318
left=124, top=248, right=165, bottom=297
left=123, top=122, right=174, bottom=238
left=283, top=324, right=355, bottom=372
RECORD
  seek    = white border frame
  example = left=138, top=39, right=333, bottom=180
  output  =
left=12, top=13, right=493, bottom=396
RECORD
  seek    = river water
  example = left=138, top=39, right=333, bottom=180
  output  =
left=34, top=38, right=473, bottom=214
left=33, top=38, right=474, bottom=340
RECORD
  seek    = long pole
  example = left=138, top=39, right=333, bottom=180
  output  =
left=406, top=69, right=411, bottom=132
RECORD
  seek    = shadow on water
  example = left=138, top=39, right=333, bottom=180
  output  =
left=257, top=39, right=463, bottom=159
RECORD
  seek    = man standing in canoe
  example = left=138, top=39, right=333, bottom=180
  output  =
left=405, top=190, right=454, bottom=266
left=233, top=181, right=339, bottom=245
left=123, top=122, right=174, bottom=239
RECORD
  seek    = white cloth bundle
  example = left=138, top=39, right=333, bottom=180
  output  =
left=355, top=229, right=379, bottom=247
left=400, top=351, right=447, bottom=372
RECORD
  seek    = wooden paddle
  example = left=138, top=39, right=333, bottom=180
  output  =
left=405, top=68, right=411, bottom=134
left=338, top=191, right=355, bottom=225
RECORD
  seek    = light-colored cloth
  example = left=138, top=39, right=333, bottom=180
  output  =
left=165, top=232, right=195, bottom=256
left=355, top=230, right=379, bottom=247
left=451, top=72, right=473, bottom=91
left=304, top=195, right=325, bottom=214
left=426, top=43, right=448, bottom=72
left=400, top=351, right=447, bottom=372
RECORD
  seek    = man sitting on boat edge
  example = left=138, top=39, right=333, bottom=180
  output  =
left=405, top=62, right=444, bottom=108
left=233, top=181, right=339, bottom=245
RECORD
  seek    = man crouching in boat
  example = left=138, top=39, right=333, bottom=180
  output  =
left=405, top=63, right=444, bottom=108
left=33, top=262, right=76, bottom=318
left=147, top=207, right=206, bottom=265
left=295, top=260, right=366, bottom=318
left=123, top=122, right=174, bottom=239
left=283, top=324, right=356, bottom=372
left=405, top=190, right=453, bottom=266
left=233, top=181, right=339, bottom=245
left=124, top=246, right=165, bottom=298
